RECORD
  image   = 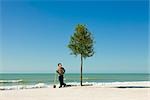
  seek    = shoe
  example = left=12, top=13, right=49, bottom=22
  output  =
left=64, top=84, right=66, bottom=87
left=59, top=86, right=62, bottom=88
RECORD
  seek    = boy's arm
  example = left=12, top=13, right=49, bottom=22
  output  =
left=62, top=68, right=65, bottom=73
left=56, top=70, right=59, bottom=74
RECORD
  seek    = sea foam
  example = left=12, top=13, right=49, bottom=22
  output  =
left=0, top=80, right=23, bottom=83
left=0, top=83, right=48, bottom=90
left=0, top=81, right=150, bottom=90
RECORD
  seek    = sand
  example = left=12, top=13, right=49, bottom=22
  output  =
left=0, top=86, right=150, bottom=100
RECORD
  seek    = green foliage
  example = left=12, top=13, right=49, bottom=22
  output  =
left=68, top=24, right=94, bottom=58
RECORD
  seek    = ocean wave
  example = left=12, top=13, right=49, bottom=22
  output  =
left=67, top=81, right=150, bottom=87
left=0, top=83, right=48, bottom=90
left=0, top=81, right=150, bottom=90
left=0, top=80, right=23, bottom=83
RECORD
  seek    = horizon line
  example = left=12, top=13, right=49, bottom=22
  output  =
left=0, top=72, right=149, bottom=74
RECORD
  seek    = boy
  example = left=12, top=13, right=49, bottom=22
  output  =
left=56, top=63, right=66, bottom=88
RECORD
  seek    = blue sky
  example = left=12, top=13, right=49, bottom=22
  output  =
left=0, top=0, right=149, bottom=73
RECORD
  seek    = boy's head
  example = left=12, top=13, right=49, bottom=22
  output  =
left=58, top=63, right=62, bottom=67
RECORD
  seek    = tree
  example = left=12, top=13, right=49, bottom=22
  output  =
left=68, top=24, right=94, bottom=86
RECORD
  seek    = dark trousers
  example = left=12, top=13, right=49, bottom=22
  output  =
left=58, top=75, right=66, bottom=87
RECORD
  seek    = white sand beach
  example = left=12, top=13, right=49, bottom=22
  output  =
left=0, top=84, right=150, bottom=100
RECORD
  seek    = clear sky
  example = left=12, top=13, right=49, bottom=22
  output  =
left=0, top=0, right=149, bottom=73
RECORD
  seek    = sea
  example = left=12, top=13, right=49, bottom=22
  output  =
left=0, top=73, right=149, bottom=90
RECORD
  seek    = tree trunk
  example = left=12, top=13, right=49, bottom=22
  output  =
left=80, top=54, right=83, bottom=86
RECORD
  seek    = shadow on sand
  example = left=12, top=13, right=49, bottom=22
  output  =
left=116, top=86, right=150, bottom=88
left=65, top=84, right=93, bottom=87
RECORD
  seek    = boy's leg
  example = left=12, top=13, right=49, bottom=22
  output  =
left=62, top=75, right=66, bottom=87
left=59, top=76, right=63, bottom=88
left=59, top=75, right=64, bottom=88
